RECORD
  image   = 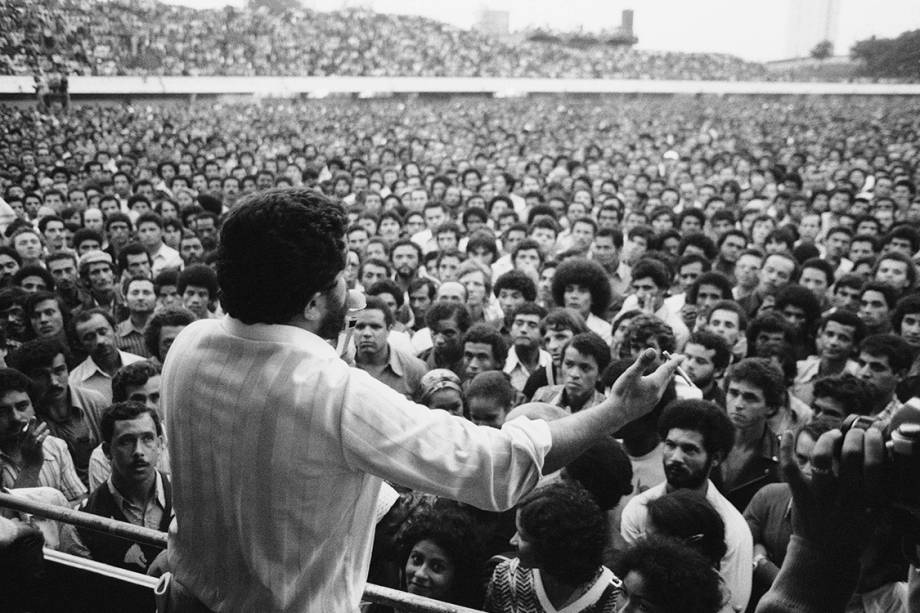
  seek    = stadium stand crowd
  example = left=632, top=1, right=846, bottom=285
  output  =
left=0, top=0, right=775, bottom=79
left=2, top=88, right=920, bottom=612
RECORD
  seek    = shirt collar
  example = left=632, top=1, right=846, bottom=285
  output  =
left=385, top=342, right=404, bottom=376
left=223, top=316, right=337, bottom=359
left=107, top=471, right=166, bottom=511
left=504, top=348, right=551, bottom=373
left=117, top=318, right=144, bottom=337
left=74, top=355, right=107, bottom=382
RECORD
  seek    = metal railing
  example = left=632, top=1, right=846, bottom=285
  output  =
left=0, top=492, right=485, bottom=613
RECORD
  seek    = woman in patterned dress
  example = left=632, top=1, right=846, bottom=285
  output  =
left=485, top=481, right=621, bottom=613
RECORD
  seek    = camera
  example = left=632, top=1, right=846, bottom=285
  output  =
left=840, top=407, right=920, bottom=562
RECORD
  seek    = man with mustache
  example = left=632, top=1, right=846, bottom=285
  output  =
left=74, top=400, right=171, bottom=574
left=160, top=188, right=681, bottom=612
left=0, top=367, right=85, bottom=504
left=7, top=339, right=107, bottom=486
left=621, top=398, right=752, bottom=612
left=69, top=308, right=144, bottom=404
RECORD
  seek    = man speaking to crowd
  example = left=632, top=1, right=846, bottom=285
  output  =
left=161, top=188, right=681, bottom=611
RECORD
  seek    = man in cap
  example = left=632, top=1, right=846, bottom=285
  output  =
left=78, top=250, right=124, bottom=321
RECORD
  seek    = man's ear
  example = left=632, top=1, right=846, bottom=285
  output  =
left=709, top=451, right=725, bottom=469
left=302, top=291, right=324, bottom=323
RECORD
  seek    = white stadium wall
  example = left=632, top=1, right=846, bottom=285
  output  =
left=2, top=76, right=920, bottom=97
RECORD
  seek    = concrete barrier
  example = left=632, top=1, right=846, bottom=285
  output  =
left=2, top=75, right=920, bottom=96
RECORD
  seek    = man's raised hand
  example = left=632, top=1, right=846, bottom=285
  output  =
left=608, top=348, right=683, bottom=424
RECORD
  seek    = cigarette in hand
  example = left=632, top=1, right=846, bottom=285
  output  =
left=662, top=351, right=697, bottom=388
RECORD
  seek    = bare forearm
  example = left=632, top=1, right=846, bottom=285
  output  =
left=543, top=398, right=626, bottom=474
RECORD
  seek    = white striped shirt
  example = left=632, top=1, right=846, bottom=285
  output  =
left=163, top=316, right=551, bottom=612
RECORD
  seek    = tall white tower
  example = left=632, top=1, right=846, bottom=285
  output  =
left=785, top=0, right=841, bottom=58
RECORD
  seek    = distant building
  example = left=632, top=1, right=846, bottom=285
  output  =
left=620, top=10, right=634, bottom=40
left=785, top=0, right=840, bottom=58
left=608, top=9, right=637, bottom=46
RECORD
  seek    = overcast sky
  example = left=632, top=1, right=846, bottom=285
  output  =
left=162, top=0, right=920, bottom=61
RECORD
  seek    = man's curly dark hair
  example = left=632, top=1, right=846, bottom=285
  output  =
left=516, top=480, right=608, bottom=585
left=6, top=338, right=66, bottom=377
left=493, top=270, right=537, bottom=302
left=614, top=536, right=723, bottom=613
left=550, top=259, right=612, bottom=316
left=658, top=399, right=735, bottom=460
left=112, top=360, right=162, bottom=404
left=812, top=372, right=875, bottom=418
left=217, top=188, right=347, bottom=324
left=623, top=314, right=676, bottom=355
left=143, top=307, right=196, bottom=361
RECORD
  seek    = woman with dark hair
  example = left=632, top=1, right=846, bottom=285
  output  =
left=615, top=536, right=723, bottom=613
left=551, top=259, right=614, bottom=343
left=486, top=481, right=621, bottom=612
left=396, top=502, right=485, bottom=609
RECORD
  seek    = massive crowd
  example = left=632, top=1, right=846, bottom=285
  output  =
left=0, top=92, right=920, bottom=612
left=0, top=0, right=775, bottom=80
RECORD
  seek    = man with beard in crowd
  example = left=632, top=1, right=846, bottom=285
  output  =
left=390, top=239, right=423, bottom=295
left=621, top=399, right=752, bottom=612
left=179, top=234, right=205, bottom=266
left=160, top=188, right=680, bottom=611
left=0, top=247, right=21, bottom=288
left=418, top=301, right=472, bottom=377
left=0, top=287, right=30, bottom=349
